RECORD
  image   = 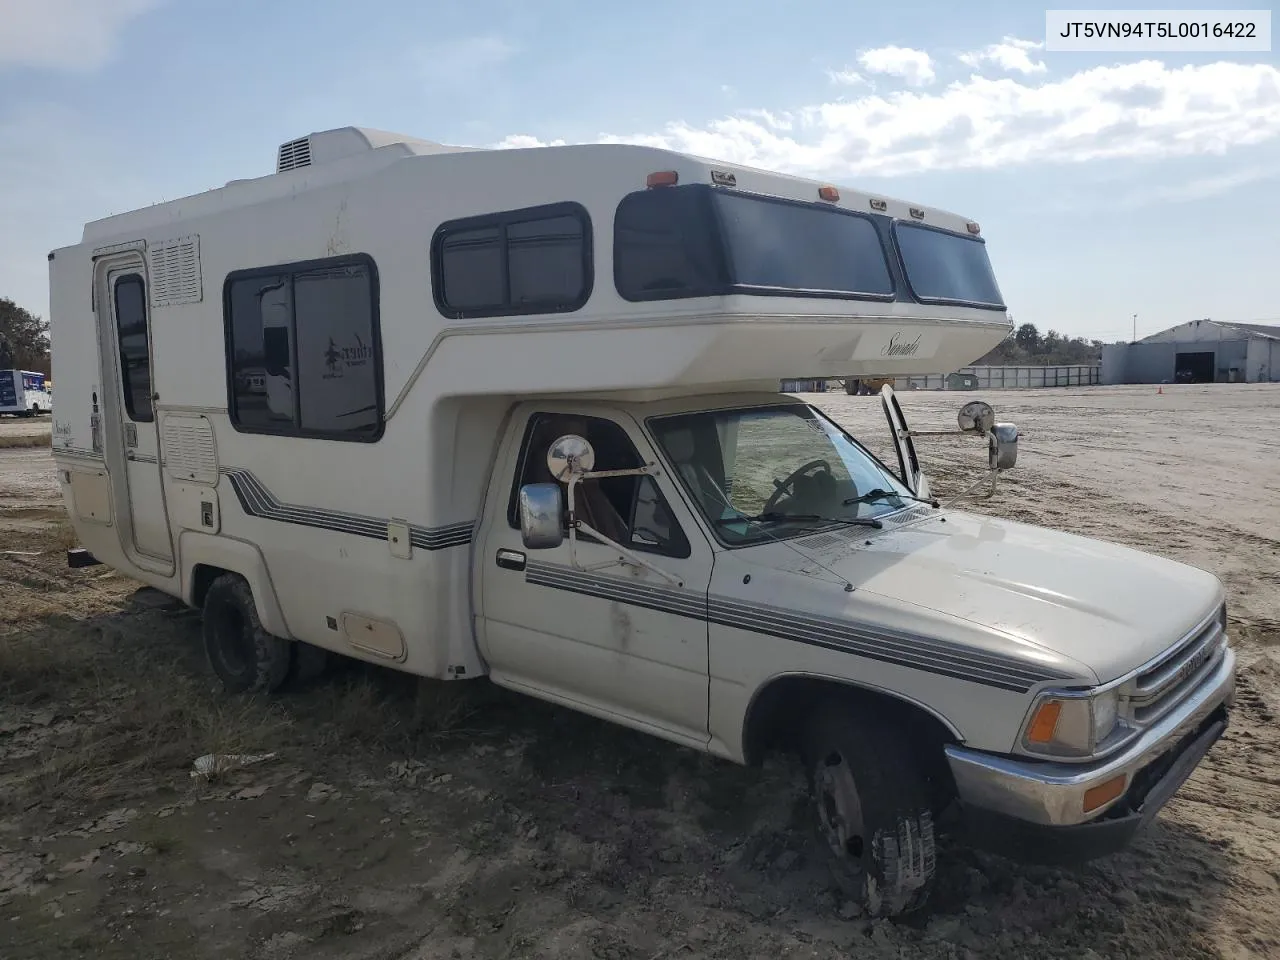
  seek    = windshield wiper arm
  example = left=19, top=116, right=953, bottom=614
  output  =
left=843, top=487, right=939, bottom=508
left=718, top=511, right=883, bottom=529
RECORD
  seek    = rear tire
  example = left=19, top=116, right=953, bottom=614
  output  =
left=202, top=573, right=292, bottom=694
left=803, top=701, right=938, bottom=918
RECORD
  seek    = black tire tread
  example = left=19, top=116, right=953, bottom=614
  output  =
left=202, top=573, right=291, bottom=694
left=805, top=700, right=938, bottom=918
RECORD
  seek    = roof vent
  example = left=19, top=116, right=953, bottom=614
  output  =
left=277, top=136, right=313, bottom=172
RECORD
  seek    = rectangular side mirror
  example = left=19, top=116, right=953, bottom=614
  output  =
left=989, top=423, right=1018, bottom=471
left=518, top=483, right=564, bottom=549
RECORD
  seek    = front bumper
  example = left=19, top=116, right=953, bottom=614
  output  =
left=943, top=646, right=1235, bottom=862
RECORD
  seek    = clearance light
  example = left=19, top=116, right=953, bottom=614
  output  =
left=1083, top=775, right=1127, bottom=813
left=818, top=185, right=840, bottom=202
left=967, top=221, right=981, bottom=235
left=869, top=198, right=888, bottom=212
left=1025, top=700, right=1062, bottom=744
left=909, top=207, right=926, bottom=220
left=646, top=171, right=679, bottom=188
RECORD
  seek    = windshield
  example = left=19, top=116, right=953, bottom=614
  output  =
left=894, top=223, right=1004, bottom=308
left=648, top=404, right=917, bottom=545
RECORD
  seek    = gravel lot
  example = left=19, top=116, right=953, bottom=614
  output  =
left=2, top=384, right=1278, bottom=960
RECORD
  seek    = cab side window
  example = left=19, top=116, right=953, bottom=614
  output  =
left=508, top=412, right=691, bottom=559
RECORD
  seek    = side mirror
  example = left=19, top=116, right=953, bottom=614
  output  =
left=547, top=434, right=595, bottom=481
left=518, top=483, right=564, bottom=550
left=957, top=400, right=995, bottom=435
left=989, top=423, right=1018, bottom=470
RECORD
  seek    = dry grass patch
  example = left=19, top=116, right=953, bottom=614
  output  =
left=0, top=432, right=51, bottom=449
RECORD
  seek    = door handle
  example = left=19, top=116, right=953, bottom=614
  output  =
left=495, top=549, right=526, bottom=571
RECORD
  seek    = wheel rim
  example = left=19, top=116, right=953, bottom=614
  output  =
left=211, top=604, right=253, bottom=678
left=815, top=749, right=867, bottom=864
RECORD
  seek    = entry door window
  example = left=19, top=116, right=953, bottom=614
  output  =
left=113, top=275, right=153, bottom=422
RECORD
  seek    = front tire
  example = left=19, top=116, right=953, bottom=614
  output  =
left=202, top=574, right=292, bottom=694
left=803, top=701, right=938, bottom=918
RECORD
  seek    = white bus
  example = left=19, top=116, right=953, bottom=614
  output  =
left=0, top=369, right=52, bottom=416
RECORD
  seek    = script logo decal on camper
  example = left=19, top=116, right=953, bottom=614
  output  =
left=881, top=331, right=923, bottom=358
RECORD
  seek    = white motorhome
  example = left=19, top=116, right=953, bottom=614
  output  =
left=49, top=127, right=1235, bottom=917
left=0, top=369, right=52, bottom=416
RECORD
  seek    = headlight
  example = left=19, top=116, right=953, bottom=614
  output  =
left=1020, top=689, right=1121, bottom=759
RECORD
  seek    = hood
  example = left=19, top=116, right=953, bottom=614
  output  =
left=734, top=509, right=1224, bottom=685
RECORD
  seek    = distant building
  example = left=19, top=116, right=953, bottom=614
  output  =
left=1101, top=319, right=1280, bottom=385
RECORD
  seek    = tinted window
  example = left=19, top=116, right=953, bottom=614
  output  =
left=225, top=256, right=382, bottom=440
left=508, top=412, right=690, bottom=558
left=714, top=193, right=893, bottom=297
left=113, top=275, right=153, bottom=422
left=434, top=204, right=591, bottom=318
left=294, top=266, right=379, bottom=434
left=226, top=274, right=295, bottom=431
left=895, top=224, right=1004, bottom=308
left=614, top=187, right=725, bottom=300
left=508, top=216, right=585, bottom=305
left=439, top=227, right=504, bottom=310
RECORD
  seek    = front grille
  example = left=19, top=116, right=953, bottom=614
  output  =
left=1127, top=609, right=1226, bottom=727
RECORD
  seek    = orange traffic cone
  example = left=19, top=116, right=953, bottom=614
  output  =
left=1157, top=386, right=1163, bottom=394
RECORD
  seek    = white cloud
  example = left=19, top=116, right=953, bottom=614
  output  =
left=959, top=36, right=1047, bottom=75
left=857, top=46, right=935, bottom=87
left=827, top=68, right=867, bottom=86
left=493, top=59, right=1280, bottom=180
left=496, top=134, right=567, bottom=149
left=0, top=0, right=161, bottom=72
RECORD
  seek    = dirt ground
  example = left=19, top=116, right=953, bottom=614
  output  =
left=2, top=385, right=1279, bottom=960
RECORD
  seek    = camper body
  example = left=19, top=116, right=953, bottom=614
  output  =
left=0, top=369, right=52, bottom=416
left=49, top=129, right=1235, bottom=917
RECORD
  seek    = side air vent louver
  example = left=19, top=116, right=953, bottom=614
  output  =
left=277, top=136, right=313, bottom=172
left=148, top=235, right=202, bottom=306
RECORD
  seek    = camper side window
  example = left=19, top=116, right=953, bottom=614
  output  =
left=224, top=255, right=383, bottom=441
left=506, top=412, right=690, bottom=559
left=432, top=203, right=592, bottom=319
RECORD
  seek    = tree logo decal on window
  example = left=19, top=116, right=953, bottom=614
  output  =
left=322, top=334, right=373, bottom=380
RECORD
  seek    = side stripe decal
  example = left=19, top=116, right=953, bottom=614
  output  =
left=223, top=468, right=473, bottom=551
left=523, top=560, right=1073, bottom=693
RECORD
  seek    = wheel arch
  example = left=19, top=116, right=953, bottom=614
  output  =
left=741, top=672, right=964, bottom=765
left=179, top=531, right=291, bottom=638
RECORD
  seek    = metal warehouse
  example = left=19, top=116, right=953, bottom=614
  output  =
left=1102, top=319, right=1280, bottom=385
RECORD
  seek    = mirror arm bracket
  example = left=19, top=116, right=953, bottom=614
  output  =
left=566, top=469, right=684, bottom=588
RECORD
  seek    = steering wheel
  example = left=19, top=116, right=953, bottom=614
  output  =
left=762, top=459, right=832, bottom=514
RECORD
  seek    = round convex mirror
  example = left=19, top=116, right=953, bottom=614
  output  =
left=547, top=435, right=596, bottom=482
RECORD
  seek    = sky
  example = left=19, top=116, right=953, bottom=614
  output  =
left=1, top=0, right=1278, bottom=342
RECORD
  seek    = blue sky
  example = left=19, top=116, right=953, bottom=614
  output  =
left=2, top=0, right=1278, bottom=340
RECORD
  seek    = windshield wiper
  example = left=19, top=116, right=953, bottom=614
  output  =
left=843, top=487, right=939, bottom=509
left=718, top=511, right=883, bottom=529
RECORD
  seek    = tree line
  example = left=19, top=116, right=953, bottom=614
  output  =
left=974, top=323, right=1103, bottom=366
left=0, top=298, right=51, bottom=374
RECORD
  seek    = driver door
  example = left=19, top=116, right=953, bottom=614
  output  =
left=479, top=408, right=712, bottom=746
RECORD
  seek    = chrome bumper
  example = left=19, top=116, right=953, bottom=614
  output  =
left=944, top=646, right=1236, bottom=828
